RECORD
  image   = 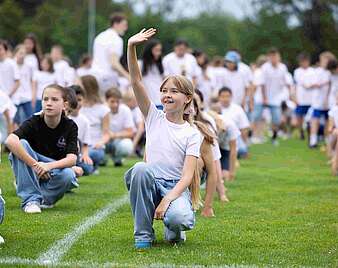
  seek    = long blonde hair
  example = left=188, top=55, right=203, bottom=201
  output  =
left=160, top=75, right=201, bottom=210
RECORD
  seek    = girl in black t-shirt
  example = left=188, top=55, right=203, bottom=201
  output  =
left=5, top=84, right=78, bottom=214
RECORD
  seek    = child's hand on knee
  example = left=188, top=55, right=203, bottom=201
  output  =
left=154, top=197, right=171, bottom=220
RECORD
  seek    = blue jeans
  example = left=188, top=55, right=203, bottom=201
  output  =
left=106, top=139, right=133, bottom=163
left=9, top=139, right=76, bottom=208
left=125, top=162, right=195, bottom=243
left=253, top=104, right=281, bottom=126
left=76, top=160, right=94, bottom=176
left=14, top=102, right=33, bottom=125
left=34, top=100, right=42, bottom=113
left=0, top=192, right=4, bottom=224
left=89, top=147, right=105, bottom=169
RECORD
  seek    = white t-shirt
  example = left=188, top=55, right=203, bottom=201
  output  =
left=329, top=105, right=338, bottom=128
left=92, top=28, right=123, bottom=76
left=32, top=71, right=56, bottom=100
left=222, top=68, right=249, bottom=105
left=294, top=67, right=316, bottom=106
left=68, top=113, right=92, bottom=146
left=329, top=74, right=338, bottom=108
left=218, top=118, right=240, bottom=150
left=0, top=90, right=16, bottom=118
left=131, top=106, right=144, bottom=126
left=53, top=59, right=70, bottom=87
left=202, top=112, right=221, bottom=161
left=64, top=66, right=76, bottom=86
left=253, top=68, right=264, bottom=104
left=145, top=102, right=202, bottom=180
left=207, top=66, right=227, bottom=94
left=221, top=102, right=250, bottom=130
left=139, top=60, right=163, bottom=106
left=163, top=52, right=199, bottom=81
left=24, top=54, right=39, bottom=73
left=311, top=67, right=331, bottom=110
left=109, top=103, right=135, bottom=133
left=0, top=58, right=20, bottom=96
left=12, top=63, right=33, bottom=105
left=238, top=62, right=253, bottom=83
left=76, top=67, right=92, bottom=77
left=261, top=62, right=290, bottom=106
left=196, top=66, right=215, bottom=107
left=80, top=104, right=110, bottom=146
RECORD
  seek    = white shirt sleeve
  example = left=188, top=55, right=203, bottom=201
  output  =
left=145, top=102, right=163, bottom=128
left=186, top=130, right=202, bottom=158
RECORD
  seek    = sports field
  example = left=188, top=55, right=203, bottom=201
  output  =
left=0, top=139, right=337, bottom=267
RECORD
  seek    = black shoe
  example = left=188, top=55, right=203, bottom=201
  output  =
left=114, top=160, right=123, bottom=167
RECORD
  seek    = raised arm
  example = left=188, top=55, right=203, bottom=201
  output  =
left=127, top=28, right=156, bottom=118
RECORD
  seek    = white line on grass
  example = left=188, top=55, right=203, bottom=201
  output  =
left=0, top=256, right=267, bottom=268
left=36, top=194, right=129, bottom=265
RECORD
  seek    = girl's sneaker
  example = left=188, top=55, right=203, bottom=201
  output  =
left=135, top=241, right=152, bottom=250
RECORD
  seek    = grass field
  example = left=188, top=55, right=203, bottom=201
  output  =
left=0, top=139, right=337, bottom=267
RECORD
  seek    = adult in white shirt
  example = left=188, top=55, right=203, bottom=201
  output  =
left=223, top=51, right=250, bottom=108
left=162, top=39, right=199, bottom=85
left=105, top=88, right=134, bottom=166
left=218, top=87, right=250, bottom=158
left=0, top=40, right=20, bottom=97
left=91, top=12, right=129, bottom=93
left=293, top=53, right=316, bottom=139
left=139, top=39, right=164, bottom=108
left=260, top=48, right=291, bottom=143
left=309, top=51, right=336, bottom=147
left=50, top=45, right=70, bottom=87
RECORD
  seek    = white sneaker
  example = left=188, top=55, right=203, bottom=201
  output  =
left=0, top=235, right=4, bottom=244
left=24, top=202, right=41, bottom=214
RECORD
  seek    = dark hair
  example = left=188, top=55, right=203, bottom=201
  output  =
left=195, top=88, right=204, bottom=103
left=110, top=12, right=126, bottom=26
left=297, top=52, right=310, bottom=62
left=0, top=39, right=8, bottom=51
left=69, top=85, right=85, bottom=97
left=105, top=87, right=122, bottom=100
left=42, top=54, right=54, bottom=73
left=24, top=33, right=43, bottom=70
left=79, top=54, right=92, bottom=67
left=268, top=47, right=279, bottom=54
left=142, top=39, right=163, bottom=76
left=64, top=87, right=78, bottom=111
left=327, top=59, right=338, bottom=72
left=218, top=87, right=232, bottom=96
left=174, top=38, right=189, bottom=47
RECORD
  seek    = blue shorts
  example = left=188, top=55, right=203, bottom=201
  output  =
left=252, top=104, right=281, bottom=125
left=295, top=105, right=310, bottom=117
left=312, top=109, right=329, bottom=120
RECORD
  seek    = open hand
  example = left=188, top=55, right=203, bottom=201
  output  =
left=82, top=154, right=93, bottom=165
left=128, top=28, right=157, bottom=46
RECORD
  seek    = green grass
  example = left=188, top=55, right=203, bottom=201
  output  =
left=0, top=139, right=337, bottom=267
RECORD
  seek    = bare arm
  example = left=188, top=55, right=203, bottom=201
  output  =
left=110, top=127, right=134, bottom=139
left=133, top=121, right=145, bottom=149
left=5, top=134, right=37, bottom=167
left=127, top=28, right=156, bottom=118
left=9, top=80, right=20, bottom=98
left=200, top=141, right=217, bottom=217
left=154, top=155, right=197, bottom=219
left=111, top=53, right=130, bottom=80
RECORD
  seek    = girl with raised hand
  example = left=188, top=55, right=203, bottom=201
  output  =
left=5, top=84, right=78, bottom=214
left=124, top=28, right=202, bottom=249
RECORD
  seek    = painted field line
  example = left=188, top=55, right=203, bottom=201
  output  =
left=36, top=194, right=129, bottom=265
left=0, top=256, right=266, bottom=268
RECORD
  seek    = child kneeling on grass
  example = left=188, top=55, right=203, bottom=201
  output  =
left=125, top=29, right=202, bottom=249
left=5, top=84, right=78, bottom=214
